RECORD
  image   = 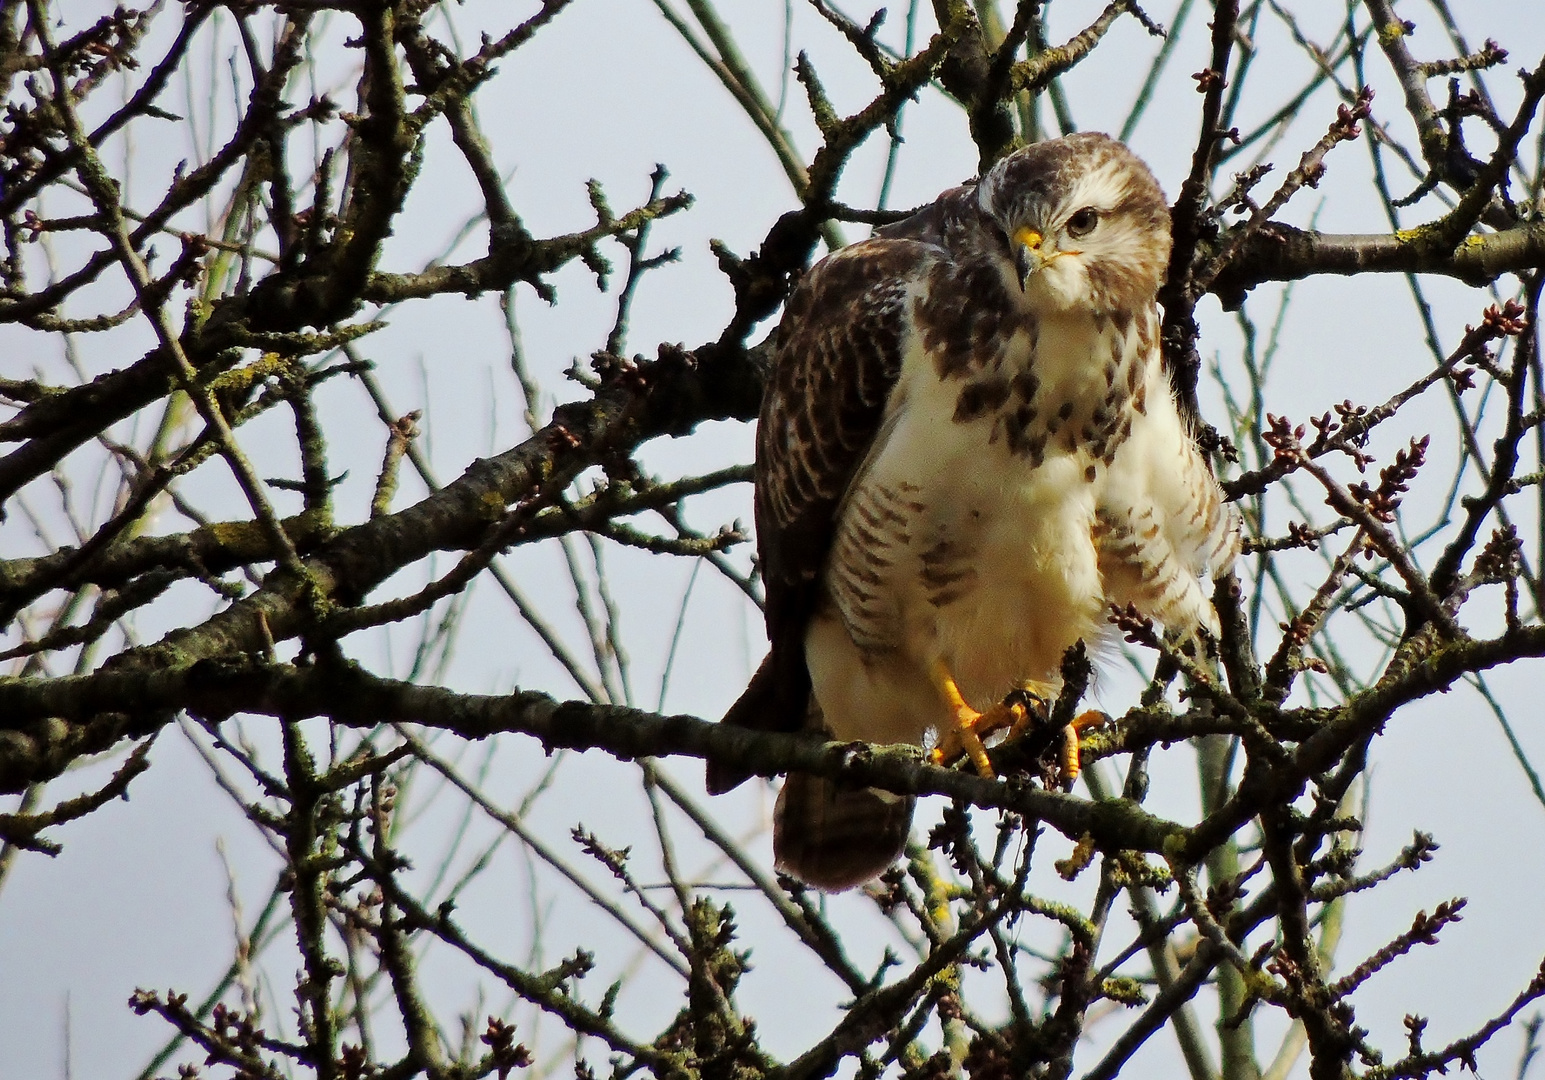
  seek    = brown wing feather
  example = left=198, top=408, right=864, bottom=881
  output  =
left=708, top=237, right=936, bottom=794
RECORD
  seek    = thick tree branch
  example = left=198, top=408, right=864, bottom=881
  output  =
left=0, top=657, right=1188, bottom=858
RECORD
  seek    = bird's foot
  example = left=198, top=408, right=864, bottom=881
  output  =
left=1055, top=709, right=1110, bottom=788
left=926, top=663, right=1110, bottom=788
left=929, top=695, right=1034, bottom=778
left=927, top=662, right=1048, bottom=779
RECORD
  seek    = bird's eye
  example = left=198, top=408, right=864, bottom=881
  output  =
left=1066, top=207, right=1100, bottom=238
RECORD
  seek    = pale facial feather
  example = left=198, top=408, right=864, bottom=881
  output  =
left=977, top=137, right=1171, bottom=318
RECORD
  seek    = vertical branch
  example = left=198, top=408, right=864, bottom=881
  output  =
left=1161, top=0, right=1241, bottom=415
left=369, top=774, right=448, bottom=1075
left=280, top=721, right=341, bottom=1079
left=1198, top=733, right=1260, bottom=1080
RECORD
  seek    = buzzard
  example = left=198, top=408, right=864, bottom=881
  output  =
left=709, top=133, right=1239, bottom=890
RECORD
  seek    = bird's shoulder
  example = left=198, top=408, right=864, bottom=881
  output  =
left=752, top=187, right=1009, bottom=661
left=773, top=187, right=1009, bottom=385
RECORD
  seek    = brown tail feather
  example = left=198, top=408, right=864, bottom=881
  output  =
left=773, top=772, right=914, bottom=891
left=707, top=650, right=809, bottom=795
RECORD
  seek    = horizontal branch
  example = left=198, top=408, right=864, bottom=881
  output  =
left=0, top=509, right=332, bottom=615
left=0, top=658, right=1185, bottom=856
left=1206, top=219, right=1545, bottom=307
left=360, top=187, right=692, bottom=305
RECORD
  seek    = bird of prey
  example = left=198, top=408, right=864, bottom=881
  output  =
left=708, top=132, right=1239, bottom=891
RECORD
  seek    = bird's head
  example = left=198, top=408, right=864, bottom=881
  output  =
left=977, top=132, right=1172, bottom=316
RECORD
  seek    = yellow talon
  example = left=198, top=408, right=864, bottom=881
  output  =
left=928, top=661, right=1033, bottom=779
left=925, top=665, right=1107, bottom=786
left=1057, top=709, right=1110, bottom=787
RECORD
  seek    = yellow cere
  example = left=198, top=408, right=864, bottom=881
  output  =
left=1014, top=226, right=1044, bottom=250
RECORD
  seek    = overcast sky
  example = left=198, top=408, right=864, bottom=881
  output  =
left=3, top=2, right=1544, bottom=1078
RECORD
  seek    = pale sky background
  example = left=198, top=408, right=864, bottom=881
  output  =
left=3, top=2, right=1544, bottom=1078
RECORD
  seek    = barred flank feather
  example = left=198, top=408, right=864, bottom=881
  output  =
left=773, top=773, right=914, bottom=891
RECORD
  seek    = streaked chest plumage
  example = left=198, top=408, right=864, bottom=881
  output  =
left=811, top=266, right=1230, bottom=743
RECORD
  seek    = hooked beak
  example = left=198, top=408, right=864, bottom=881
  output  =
left=1013, top=226, right=1044, bottom=291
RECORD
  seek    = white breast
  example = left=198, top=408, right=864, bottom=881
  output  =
left=804, top=293, right=1238, bottom=750
left=807, top=311, right=1128, bottom=743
